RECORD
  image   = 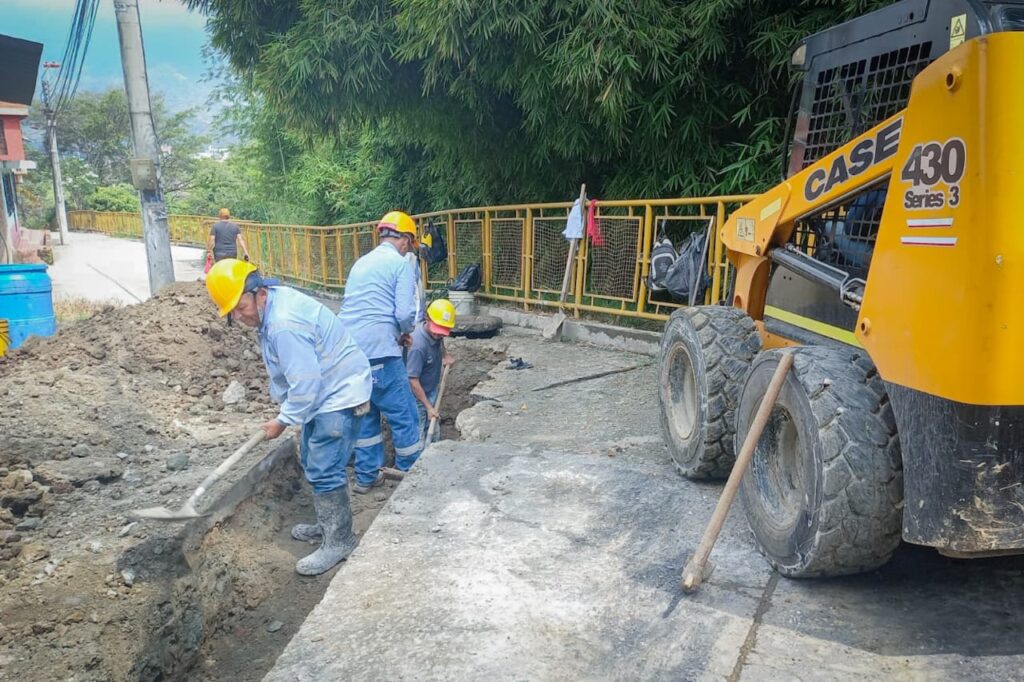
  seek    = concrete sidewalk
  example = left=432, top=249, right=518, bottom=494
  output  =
left=266, top=330, right=1024, bottom=680
left=48, top=232, right=205, bottom=304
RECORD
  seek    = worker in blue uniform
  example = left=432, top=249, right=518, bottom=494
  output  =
left=206, top=258, right=372, bottom=575
left=339, top=211, right=424, bottom=493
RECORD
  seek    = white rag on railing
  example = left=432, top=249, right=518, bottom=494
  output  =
left=562, top=198, right=584, bottom=240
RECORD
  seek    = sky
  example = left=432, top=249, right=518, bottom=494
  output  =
left=2, top=0, right=218, bottom=134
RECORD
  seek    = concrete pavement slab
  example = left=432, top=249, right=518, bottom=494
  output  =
left=49, top=232, right=204, bottom=304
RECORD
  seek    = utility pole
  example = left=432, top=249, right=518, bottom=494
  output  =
left=113, top=0, right=174, bottom=294
left=40, top=65, right=70, bottom=246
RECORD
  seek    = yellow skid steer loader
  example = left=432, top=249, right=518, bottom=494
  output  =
left=659, top=0, right=1024, bottom=577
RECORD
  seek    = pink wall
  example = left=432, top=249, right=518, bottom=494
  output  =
left=0, top=116, right=26, bottom=161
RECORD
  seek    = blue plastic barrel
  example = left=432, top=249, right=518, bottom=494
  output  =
left=0, top=264, right=57, bottom=349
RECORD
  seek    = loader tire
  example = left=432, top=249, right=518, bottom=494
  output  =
left=737, top=347, right=903, bottom=578
left=657, top=306, right=761, bottom=479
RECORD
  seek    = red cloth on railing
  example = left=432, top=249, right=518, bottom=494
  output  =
left=587, top=199, right=605, bottom=246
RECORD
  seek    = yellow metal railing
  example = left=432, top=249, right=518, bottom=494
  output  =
left=68, top=194, right=756, bottom=321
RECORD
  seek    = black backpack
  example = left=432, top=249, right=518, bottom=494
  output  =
left=420, top=221, right=448, bottom=266
left=663, top=224, right=712, bottom=305
left=450, top=264, right=482, bottom=292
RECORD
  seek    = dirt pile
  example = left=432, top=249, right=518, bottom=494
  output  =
left=0, top=282, right=506, bottom=681
left=0, top=282, right=276, bottom=680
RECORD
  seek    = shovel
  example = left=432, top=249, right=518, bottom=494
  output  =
left=132, top=430, right=268, bottom=522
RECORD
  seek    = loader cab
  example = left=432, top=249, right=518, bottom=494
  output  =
left=765, top=0, right=1024, bottom=344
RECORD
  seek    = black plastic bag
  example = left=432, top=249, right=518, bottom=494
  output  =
left=450, top=264, right=482, bottom=292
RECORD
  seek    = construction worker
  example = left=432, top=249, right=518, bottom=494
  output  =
left=205, top=258, right=372, bottom=576
left=407, top=299, right=456, bottom=446
left=339, top=210, right=423, bottom=492
left=208, top=208, right=251, bottom=262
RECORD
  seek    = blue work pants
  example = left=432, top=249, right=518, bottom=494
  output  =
left=299, top=408, right=363, bottom=494
left=354, top=357, right=422, bottom=484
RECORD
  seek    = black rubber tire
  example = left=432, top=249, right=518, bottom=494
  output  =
left=657, top=306, right=761, bottom=479
left=451, top=315, right=502, bottom=339
left=737, top=347, right=903, bottom=578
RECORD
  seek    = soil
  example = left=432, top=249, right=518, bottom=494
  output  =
left=0, top=282, right=502, bottom=681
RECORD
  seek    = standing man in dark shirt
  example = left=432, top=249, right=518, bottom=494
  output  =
left=208, top=208, right=251, bottom=262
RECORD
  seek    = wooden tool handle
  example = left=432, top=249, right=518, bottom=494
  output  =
left=682, top=352, right=794, bottom=593
left=425, top=365, right=452, bottom=445
left=185, top=430, right=267, bottom=508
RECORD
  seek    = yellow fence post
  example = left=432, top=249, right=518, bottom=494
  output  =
left=446, top=214, right=457, bottom=281
left=522, top=208, right=533, bottom=311
left=637, top=203, right=654, bottom=317
left=483, top=210, right=492, bottom=295
left=710, top=201, right=727, bottom=305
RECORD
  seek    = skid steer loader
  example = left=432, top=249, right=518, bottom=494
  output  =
left=658, top=0, right=1024, bottom=577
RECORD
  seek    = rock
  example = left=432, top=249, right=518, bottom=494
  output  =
left=0, top=531, right=21, bottom=544
left=87, top=541, right=103, bottom=554
left=158, top=484, right=174, bottom=496
left=166, top=454, right=190, bottom=472
left=209, top=368, right=228, bottom=379
left=266, top=620, right=284, bottom=633
left=0, top=486, right=43, bottom=514
left=43, top=562, right=58, bottom=577
left=71, top=444, right=92, bottom=458
left=21, top=543, right=49, bottom=563
left=225, top=358, right=241, bottom=371
left=207, top=323, right=224, bottom=341
left=186, top=386, right=204, bottom=397
left=81, top=480, right=101, bottom=493
left=1, top=470, right=31, bottom=491
left=120, top=568, right=136, bottom=587
left=115, top=452, right=129, bottom=461
left=15, top=517, right=40, bottom=532
left=144, top=444, right=156, bottom=453
left=222, top=380, right=246, bottom=405
left=31, top=622, right=54, bottom=635
left=373, top=493, right=387, bottom=502
left=34, top=459, right=124, bottom=490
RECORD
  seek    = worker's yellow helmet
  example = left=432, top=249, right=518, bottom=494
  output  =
left=206, top=258, right=257, bottom=317
left=426, top=298, right=456, bottom=336
left=378, top=211, right=418, bottom=243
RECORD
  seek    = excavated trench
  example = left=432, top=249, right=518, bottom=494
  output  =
left=122, top=344, right=502, bottom=681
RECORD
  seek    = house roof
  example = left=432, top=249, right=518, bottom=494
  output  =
left=0, top=34, right=43, bottom=107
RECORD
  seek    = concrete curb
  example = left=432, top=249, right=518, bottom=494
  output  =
left=477, top=304, right=661, bottom=356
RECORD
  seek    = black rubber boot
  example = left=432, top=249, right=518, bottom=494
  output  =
left=295, top=486, right=358, bottom=576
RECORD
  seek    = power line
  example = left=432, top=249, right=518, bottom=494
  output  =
left=45, top=0, right=100, bottom=116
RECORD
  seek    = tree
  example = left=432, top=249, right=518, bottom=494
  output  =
left=186, top=0, right=890, bottom=209
left=25, top=88, right=209, bottom=197
left=86, top=183, right=139, bottom=212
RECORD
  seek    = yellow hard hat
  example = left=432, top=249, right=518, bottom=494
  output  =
left=426, top=298, right=456, bottom=336
left=206, top=258, right=257, bottom=317
left=378, top=211, right=417, bottom=243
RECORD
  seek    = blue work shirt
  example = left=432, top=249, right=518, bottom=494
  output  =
left=339, top=241, right=417, bottom=360
left=259, top=285, right=372, bottom=426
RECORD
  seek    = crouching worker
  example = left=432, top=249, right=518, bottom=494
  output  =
left=205, top=259, right=372, bottom=576
left=407, top=299, right=456, bottom=447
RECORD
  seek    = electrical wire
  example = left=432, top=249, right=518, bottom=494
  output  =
left=46, top=0, right=100, bottom=115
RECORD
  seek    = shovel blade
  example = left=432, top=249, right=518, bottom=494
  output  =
left=131, top=503, right=205, bottom=522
